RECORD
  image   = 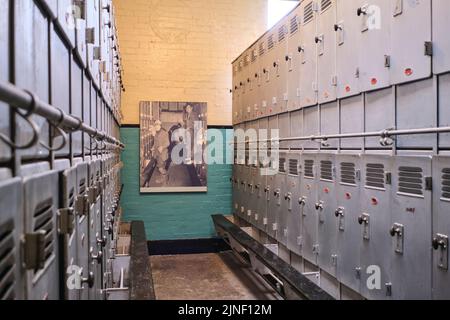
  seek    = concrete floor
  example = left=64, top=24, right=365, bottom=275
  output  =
left=150, top=252, right=280, bottom=300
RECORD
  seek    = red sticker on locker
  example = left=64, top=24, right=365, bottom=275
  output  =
left=345, top=86, right=351, bottom=93
left=405, top=68, right=413, bottom=76
left=371, top=197, right=378, bottom=206
left=371, top=78, right=378, bottom=85
left=345, top=192, right=352, bottom=200
left=324, top=188, right=330, bottom=194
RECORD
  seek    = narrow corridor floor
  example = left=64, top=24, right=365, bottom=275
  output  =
left=150, top=251, right=280, bottom=300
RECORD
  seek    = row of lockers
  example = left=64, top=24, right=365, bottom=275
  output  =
left=0, top=0, right=122, bottom=165
left=232, top=0, right=450, bottom=125
left=0, top=154, right=122, bottom=300
left=232, top=152, right=450, bottom=300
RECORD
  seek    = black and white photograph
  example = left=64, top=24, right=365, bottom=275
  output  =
left=140, top=101, right=208, bottom=193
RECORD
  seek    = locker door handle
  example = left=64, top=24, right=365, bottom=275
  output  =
left=298, top=46, right=304, bottom=53
left=315, top=201, right=324, bottom=210
left=314, top=36, right=323, bottom=44
left=97, top=235, right=107, bottom=248
left=264, top=187, right=270, bottom=192
left=299, top=197, right=306, bottom=206
left=357, top=7, right=367, bottom=16
left=334, top=24, right=342, bottom=32
left=80, top=270, right=95, bottom=289
left=90, top=248, right=103, bottom=264
left=358, top=214, right=369, bottom=225
left=335, top=207, right=345, bottom=217
left=432, top=235, right=448, bottom=250
left=389, top=224, right=403, bottom=237
left=284, top=194, right=291, bottom=201
left=273, top=190, right=280, bottom=197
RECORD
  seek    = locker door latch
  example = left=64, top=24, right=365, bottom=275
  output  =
left=390, top=223, right=404, bottom=254
left=358, top=213, right=370, bottom=240
left=57, top=208, right=75, bottom=235
left=335, top=207, right=345, bottom=231
left=433, top=234, right=449, bottom=270
left=22, top=231, right=47, bottom=270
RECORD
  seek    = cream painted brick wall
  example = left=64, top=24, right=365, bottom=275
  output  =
left=113, top=0, right=268, bottom=125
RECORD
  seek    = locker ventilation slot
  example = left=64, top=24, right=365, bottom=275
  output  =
left=279, top=158, right=286, bottom=173
left=321, top=0, right=332, bottom=12
left=340, top=162, right=356, bottom=185
left=259, top=42, right=265, bottom=56
left=442, top=169, right=450, bottom=200
left=290, top=16, right=298, bottom=34
left=79, top=179, right=86, bottom=195
left=304, top=2, right=314, bottom=24
left=251, top=50, right=257, bottom=62
left=398, top=167, right=424, bottom=196
left=33, top=201, right=54, bottom=264
left=268, top=35, right=275, bottom=50
left=366, top=164, right=385, bottom=190
left=289, top=159, right=299, bottom=176
left=304, top=160, right=314, bottom=178
left=244, top=55, right=249, bottom=67
left=320, top=161, right=333, bottom=181
left=0, top=220, right=15, bottom=300
left=69, top=188, right=75, bottom=208
left=278, top=25, right=287, bottom=42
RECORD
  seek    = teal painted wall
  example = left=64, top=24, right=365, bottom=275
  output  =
left=120, top=127, right=232, bottom=240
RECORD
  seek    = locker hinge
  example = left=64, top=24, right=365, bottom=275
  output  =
left=425, top=177, right=433, bottom=191
left=385, top=172, right=392, bottom=185
left=424, top=42, right=433, bottom=57
left=57, top=208, right=75, bottom=235
left=22, top=232, right=47, bottom=270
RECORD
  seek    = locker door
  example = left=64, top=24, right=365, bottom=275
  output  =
left=240, top=165, right=250, bottom=222
left=340, top=95, right=364, bottom=149
left=320, top=102, right=339, bottom=149
left=72, top=58, right=83, bottom=157
left=86, top=0, right=101, bottom=88
left=303, top=106, right=320, bottom=149
left=232, top=63, right=238, bottom=124
left=250, top=47, right=260, bottom=120
left=266, top=160, right=281, bottom=239
left=23, top=170, right=60, bottom=300
left=57, top=0, right=76, bottom=48
left=358, top=0, right=391, bottom=92
left=275, top=23, right=289, bottom=114
left=247, top=166, right=259, bottom=225
left=299, top=1, right=318, bottom=108
left=432, top=156, right=450, bottom=299
left=359, top=155, right=393, bottom=300
left=258, top=40, right=270, bottom=118
left=317, top=153, right=338, bottom=277
left=438, top=74, right=450, bottom=149
left=336, top=0, right=361, bottom=98
left=390, top=0, right=431, bottom=85
left=237, top=59, right=244, bottom=123
left=83, top=75, right=91, bottom=155
left=100, top=3, right=111, bottom=98
left=364, top=87, right=395, bottom=149
left=335, top=154, right=362, bottom=294
left=0, top=0, right=10, bottom=162
left=255, top=163, right=267, bottom=232
left=396, top=78, right=436, bottom=149
left=300, top=153, right=319, bottom=265
left=290, top=110, right=304, bottom=149
left=432, top=0, right=450, bottom=75
left=76, top=162, right=90, bottom=300
left=285, top=154, right=302, bottom=256
left=0, top=178, right=23, bottom=300
left=279, top=113, right=290, bottom=149
left=75, top=1, right=87, bottom=68
left=390, top=156, right=432, bottom=299
left=276, top=155, right=288, bottom=246
left=287, top=10, right=302, bottom=112
left=266, top=33, right=278, bottom=116
left=14, top=0, right=49, bottom=159
left=242, top=53, right=251, bottom=122
left=317, top=0, right=337, bottom=104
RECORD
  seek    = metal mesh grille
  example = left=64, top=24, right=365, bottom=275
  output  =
left=366, top=164, right=385, bottom=189
left=398, top=167, right=424, bottom=196
left=442, top=168, right=450, bottom=200
left=278, top=25, right=287, bottom=42
left=268, top=35, right=275, bottom=50
left=259, top=42, right=265, bottom=56
left=304, top=160, right=314, bottom=178
left=304, top=2, right=314, bottom=24
left=79, top=179, right=86, bottom=194
left=33, top=201, right=54, bottom=263
left=341, top=162, right=356, bottom=185
left=321, top=0, right=332, bottom=12
left=0, top=220, right=15, bottom=300
left=290, top=16, right=299, bottom=34
left=279, top=158, right=286, bottom=173
left=289, top=159, right=299, bottom=176
left=320, top=161, right=333, bottom=181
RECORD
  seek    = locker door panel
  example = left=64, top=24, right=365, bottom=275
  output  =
left=279, top=113, right=290, bottom=149
left=247, top=166, right=259, bottom=226
left=317, top=0, right=337, bottom=104
left=320, top=102, right=339, bottom=149
left=396, top=78, right=436, bottom=149
left=364, top=87, right=395, bottom=149
left=14, top=0, right=50, bottom=159
left=336, top=0, right=361, bottom=98
left=390, top=156, right=432, bottom=299
left=57, top=0, right=76, bottom=48
left=232, top=64, right=238, bottom=124
left=266, top=165, right=280, bottom=239
left=287, top=11, right=301, bottom=112
left=0, top=178, right=24, bottom=300
left=72, top=58, right=83, bottom=157
left=255, top=164, right=267, bottom=232
left=290, top=110, right=304, bottom=149
left=303, top=106, right=320, bottom=149
left=250, top=47, right=260, bottom=121
left=432, top=156, right=450, bottom=299
left=242, top=53, right=251, bottom=122
left=336, top=155, right=362, bottom=293
left=359, top=155, right=393, bottom=300
left=299, top=1, right=318, bottom=108
left=86, top=0, right=100, bottom=88
left=276, top=155, right=288, bottom=246
left=286, top=154, right=302, bottom=256
left=83, top=75, right=91, bottom=155
left=390, top=0, right=431, bottom=85
left=275, top=23, right=289, bottom=114
left=75, top=2, right=87, bottom=68
left=300, top=153, right=319, bottom=265
left=432, top=0, right=450, bottom=75
left=340, top=95, right=364, bottom=149
left=23, top=171, right=60, bottom=300
left=257, top=41, right=269, bottom=119
left=358, top=0, right=391, bottom=92
left=0, top=0, right=10, bottom=162
left=439, top=74, right=450, bottom=149
left=266, top=34, right=278, bottom=116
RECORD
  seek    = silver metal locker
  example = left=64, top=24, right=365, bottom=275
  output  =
left=274, top=22, right=289, bottom=114
left=254, top=163, right=268, bottom=232
left=390, top=0, right=431, bottom=85
left=319, top=102, right=339, bottom=149
left=279, top=113, right=290, bottom=149
left=0, top=178, right=23, bottom=300
left=300, top=152, right=319, bottom=265
left=247, top=165, right=259, bottom=225
left=390, top=156, right=432, bottom=299
left=266, top=160, right=281, bottom=239
left=358, top=0, right=391, bottom=92
left=316, top=152, right=338, bottom=277
left=432, top=155, right=450, bottom=299
left=364, top=87, right=395, bottom=149
left=72, top=57, right=83, bottom=156
left=0, top=0, right=10, bottom=162
left=241, top=53, right=250, bottom=122
left=258, top=39, right=270, bottom=119
left=303, top=105, right=320, bottom=149
left=335, top=154, right=362, bottom=294
left=236, top=58, right=244, bottom=123
left=335, top=0, right=361, bottom=98
left=276, top=154, right=288, bottom=246
left=83, top=75, right=91, bottom=155
left=287, top=9, right=302, bottom=112
left=299, top=0, right=318, bottom=108
left=235, top=164, right=245, bottom=220
left=14, top=0, right=50, bottom=159
left=86, top=0, right=101, bottom=88
left=22, top=169, right=60, bottom=300
left=75, top=1, right=87, bottom=68
left=432, top=0, right=450, bottom=75
left=317, top=0, right=337, bottom=104
left=240, top=165, right=251, bottom=222
left=359, top=155, right=393, bottom=300
left=266, top=33, right=278, bottom=117
left=340, top=95, right=364, bottom=149
left=285, top=153, right=303, bottom=256
left=439, top=73, right=450, bottom=149
left=57, top=0, right=76, bottom=48
left=248, top=46, right=259, bottom=121
left=396, top=78, right=436, bottom=149
left=290, top=110, right=304, bottom=149
left=232, top=63, right=237, bottom=125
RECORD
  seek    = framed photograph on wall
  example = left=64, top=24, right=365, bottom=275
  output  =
left=140, top=101, right=208, bottom=193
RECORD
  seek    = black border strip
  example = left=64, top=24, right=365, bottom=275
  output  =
left=148, top=238, right=231, bottom=256
left=121, top=124, right=233, bottom=130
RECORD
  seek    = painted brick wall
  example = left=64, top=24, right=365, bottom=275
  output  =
left=113, top=0, right=268, bottom=125
left=120, top=127, right=232, bottom=240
